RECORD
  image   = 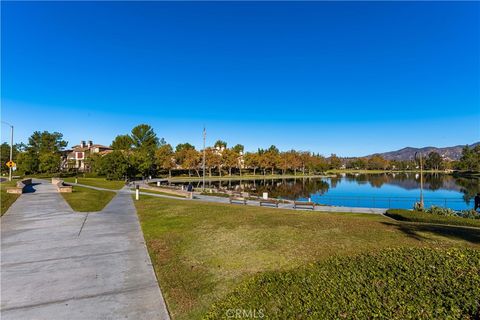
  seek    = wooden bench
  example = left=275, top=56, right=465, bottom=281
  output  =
left=6, top=178, right=32, bottom=194
left=293, top=201, right=315, bottom=210
left=259, top=199, right=279, bottom=208
left=229, top=196, right=247, bottom=205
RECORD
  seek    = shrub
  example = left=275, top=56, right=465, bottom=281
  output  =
left=204, top=248, right=480, bottom=319
left=385, top=209, right=480, bottom=228
left=426, top=205, right=457, bottom=217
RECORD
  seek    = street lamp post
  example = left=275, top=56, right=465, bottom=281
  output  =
left=202, top=127, right=206, bottom=191
left=415, top=151, right=424, bottom=209
left=1, top=121, right=14, bottom=182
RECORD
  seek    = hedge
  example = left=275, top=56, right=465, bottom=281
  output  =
left=386, top=209, right=480, bottom=228
left=204, top=248, right=480, bottom=319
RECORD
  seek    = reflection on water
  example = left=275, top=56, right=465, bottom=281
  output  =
left=170, top=173, right=480, bottom=210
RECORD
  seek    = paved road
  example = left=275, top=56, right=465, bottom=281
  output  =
left=1, top=179, right=170, bottom=320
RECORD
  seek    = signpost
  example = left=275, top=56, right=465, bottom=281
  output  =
left=1, top=121, right=14, bottom=181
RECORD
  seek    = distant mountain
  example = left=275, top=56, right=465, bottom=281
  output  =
left=366, top=142, right=479, bottom=161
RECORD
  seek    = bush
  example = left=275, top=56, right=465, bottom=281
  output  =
left=385, top=209, right=480, bottom=228
left=426, top=205, right=457, bottom=217
left=205, top=248, right=480, bottom=319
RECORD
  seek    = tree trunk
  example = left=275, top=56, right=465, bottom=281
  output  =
left=188, top=169, right=191, bottom=177
left=169, top=169, right=172, bottom=178
left=294, top=168, right=297, bottom=176
left=253, top=168, right=256, bottom=175
left=219, top=167, right=222, bottom=177
left=229, top=167, right=232, bottom=176
left=209, top=168, right=212, bottom=177
left=272, top=168, right=274, bottom=175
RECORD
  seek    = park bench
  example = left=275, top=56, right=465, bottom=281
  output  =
left=52, top=178, right=73, bottom=193
left=6, top=178, right=32, bottom=194
left=259, top=199, right=279, bottom=208
left=229, top=196, right=247, bottom=205
left=293, top=201, right=315, bottom=210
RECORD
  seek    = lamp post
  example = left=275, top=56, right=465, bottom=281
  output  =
left=202, top=127, right=206, bottom=191
left=1, top=121, right=14, bottom=181
left=415, top=151, right=424, bottom=209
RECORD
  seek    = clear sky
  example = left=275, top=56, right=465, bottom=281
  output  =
left=1, top=1, right=479, bottom=156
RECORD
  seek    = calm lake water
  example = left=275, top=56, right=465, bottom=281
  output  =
left=169, top=173, right=479, bottom=210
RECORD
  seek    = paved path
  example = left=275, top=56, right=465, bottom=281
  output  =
left=1, top=179, right=170, bottom=320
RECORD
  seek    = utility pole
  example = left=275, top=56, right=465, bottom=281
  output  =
left=1, top=121, right=14, bottom=181
left=202, top=127, right=206, bottom=191
left=415, top=151, right=424, bottom=209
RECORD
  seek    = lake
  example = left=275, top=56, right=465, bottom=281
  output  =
left=167, top=173, right=479, bottom=210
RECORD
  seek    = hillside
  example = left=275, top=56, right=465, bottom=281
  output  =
left=366, top=142, right=479, bottom=161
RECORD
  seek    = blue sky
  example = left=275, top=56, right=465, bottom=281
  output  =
left=1, top=1, right=479, bottom=156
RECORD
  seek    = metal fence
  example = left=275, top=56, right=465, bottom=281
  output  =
left=310, top=196, right=469, bottom=210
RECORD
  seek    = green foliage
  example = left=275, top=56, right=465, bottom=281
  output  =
left=16, top=131, right=67, bottom=174
left=38, top=152, right=61, bottom=173
left=97, top=150, right=130, bottom=180
left=386, top=209, right=480, bottom=227
left=205, top=248, right=480, bottom=320
left=458, top=145, right=480, bottom=172
left=425, top=205, right=457, bottom=217
left=111, top=134, right=133, bottom=150
left=425, top=151, right=444, bottom=170
left=0, top=142, right=20, bottom=173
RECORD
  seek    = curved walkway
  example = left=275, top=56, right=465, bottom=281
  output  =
left=1, top=179, right=170, bottom=320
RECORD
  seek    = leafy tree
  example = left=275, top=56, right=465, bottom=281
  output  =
left=183, top=148, right=201, bottom=176
left=155, top=144, right=175, bottom=177
left=16, top=131, right=67, bottom=174
left=39, top=152, right=61, bottom=173
left=131, top=124, right=159, bottom=150
left=458, top=145, right=480, bottom=172
left=98, top=151, right=131, bottom=180
left=214, top=140, right=227, bottom=149
left=16, top=151, right=39, bottom=174
left=27, top=131, right=67, bottom=153
left=175, top=143, right=196, bottom=170
left=367, top=155, right=390, bottom=170
left=425, top=152, right=443, bottom=171
left=0, top=143, right=19, bottom=174
left=111, top=134, right=133, bottom=150
left=205, top=147, right=220, bottom=177
left=232, top=144, right=244, bottom=154
left=222, top=148, right=239, bottom=176
left=329, top=154, right=342, bottom=170
left=244, top=152, right=260, bottom=175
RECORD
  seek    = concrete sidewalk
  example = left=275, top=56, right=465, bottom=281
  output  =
left=1, top=179, right=170, bottom=320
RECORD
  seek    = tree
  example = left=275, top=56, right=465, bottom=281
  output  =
left=17, top=131, right=67, bottom=174
left=214, top=140, right=227, bottom=150
left=458, top=145, right=480, bottom=172
left=329, top=154, right=342, bottom=170
left=425, top=152, right=443, bottom=171
left=27, top=131, right=67, bottom=153
left=222, top=148, right=239, bottom=176
left=175, top=143, right=195, bottom=171
left=16, top=151, right=39, bottom=174
left=155, top=144, right=175, bottom=177
left=111, top=135, right=133, bottom=150
left=130, top=124, right=161, bottom=177
left=38, top=152, right=61, bottom=173
left=131, top=124, right=159, bottom=150
left=0, top=143, right=19, bottom=174
left=205, top=147, right=220, bottom=177
left=367, top=155, right=389, bottom=170
left=98, top=151, right=131, bottom=180
left=183, top=148, right=201, bottom=176
left=244, top=152, right=260, bottom=175
left=232, top=144, right=244, bottom=154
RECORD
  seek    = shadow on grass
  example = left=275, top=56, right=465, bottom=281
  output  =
left=382, top=222, right=480, bottom=244
left=23, top=183, right=41, bottom=193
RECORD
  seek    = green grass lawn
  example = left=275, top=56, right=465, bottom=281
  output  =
left=138, top=188, right=186, bottom=198
left=386, top=209, right=480, bottom=228
left=63, top=177, right=125, bottom=190
left=1, top=180, right=20, bottom=216
left=61, top=185, right=116, bottom=212
left=134, top=196, right=480, bottom=320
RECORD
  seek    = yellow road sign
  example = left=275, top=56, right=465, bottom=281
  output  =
left=6, top=161, right=15, bottom=168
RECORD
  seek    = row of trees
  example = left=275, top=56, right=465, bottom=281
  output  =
left=5, top=124, right=480, bottom=178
